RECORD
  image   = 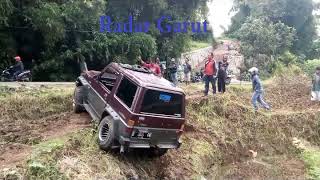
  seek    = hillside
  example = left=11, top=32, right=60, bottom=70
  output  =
left=0, top=72, right=319, bottom=179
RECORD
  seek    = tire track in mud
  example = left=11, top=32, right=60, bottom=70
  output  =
left=0, top=113, right=91, bottom=168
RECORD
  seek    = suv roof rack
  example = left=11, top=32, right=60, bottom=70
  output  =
left=119, top=63, right=152, bottom=74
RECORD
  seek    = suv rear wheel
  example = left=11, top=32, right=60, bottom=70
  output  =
left=73, top=86, right=85, bottom=113
left=98, top=116, right=115, bottom=151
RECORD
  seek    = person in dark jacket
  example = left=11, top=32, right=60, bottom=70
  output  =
left=248, top=67, right=270, bottom=111
left=222, top=56, right=229, bottom=71
left=12, top=56, right=24, bottom=78
left=217, top=62, right=227, bottom=93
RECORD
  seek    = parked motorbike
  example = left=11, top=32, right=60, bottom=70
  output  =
left=191, top=72, right=203, bottom=83
left=1, top=66, right=32, bottom=82
left=225, top=70, right=235, bottom=85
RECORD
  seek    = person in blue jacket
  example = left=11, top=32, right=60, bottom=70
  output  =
left=248, top=67, right=271, bottom=111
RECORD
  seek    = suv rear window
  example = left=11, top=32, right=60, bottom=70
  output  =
left=141, top=90, right=183, bottom=117
left=116, top=77, right=138, bottom=108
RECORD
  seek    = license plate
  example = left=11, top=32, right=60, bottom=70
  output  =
left=137, top=131, right=152, bottom=138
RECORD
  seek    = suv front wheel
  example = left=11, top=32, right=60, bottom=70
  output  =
left=73, top=86, right=85, bottom=113
left=98, top=116, right=115, bottom=151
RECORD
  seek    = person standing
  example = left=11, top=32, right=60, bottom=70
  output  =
left=140, top=57, right=161, bottom=76
left=183, top=59, right=192, bottom=85
left=217, top=62, right=227, bottom=93
left=168, top=58, right=178, bottom=86
left=248, top=67, right=271, bottom=111
left=203, top=53, right=217, bottom=96
left=311, top=67, right=320, bottom=102
left=222, top=55, right=229, bottom=71
left=156, top=57, right=165, bottom=77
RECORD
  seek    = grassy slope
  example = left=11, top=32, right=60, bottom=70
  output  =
left=1, top=72, right=320, bottom=179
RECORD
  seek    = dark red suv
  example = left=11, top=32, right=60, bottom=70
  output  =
left=73, top=63, right=185, bottom=156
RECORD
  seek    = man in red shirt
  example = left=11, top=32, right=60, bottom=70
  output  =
left=203, top=53, right=217, bottom=96
left=139, top=56, right=161, bottom=76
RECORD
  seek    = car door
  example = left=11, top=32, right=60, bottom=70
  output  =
left=87, top=67, right=119, bottom=118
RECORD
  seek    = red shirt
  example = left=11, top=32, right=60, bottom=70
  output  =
left=204, top=59, right=216, bottom=76
left=143, top=63, right=161, bottom=76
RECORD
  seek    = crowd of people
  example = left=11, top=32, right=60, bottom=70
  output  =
left=140, top=53, right=320, bottom=112
left=4, top=54, right=320, bottom=111
left=139, top=52, right=230, bottom=93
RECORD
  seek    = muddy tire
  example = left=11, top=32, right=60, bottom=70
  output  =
left=149, top=148, right=168, bottom=157
left=73, top=86, right=85, bottom=113
left=98, top=116, right=115, bottom=151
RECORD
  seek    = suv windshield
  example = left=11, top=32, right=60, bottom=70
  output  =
left=140, top=89, right=183, bottom=117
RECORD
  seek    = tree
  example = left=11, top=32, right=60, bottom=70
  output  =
left=229, top=0, right=316, bottom=58
left=235, top=17, right=295, bottom=70
left=0, top=0, right=211, bottom=81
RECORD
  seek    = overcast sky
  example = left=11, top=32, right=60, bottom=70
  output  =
left=207, top=0, right=235, bottom=37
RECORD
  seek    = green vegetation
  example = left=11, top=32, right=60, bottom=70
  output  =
left=26, top=138, right=67, bottom=180
left=303, top=149, right=320, bottom=180
left=227, top=0, right=318, bottom=75
left=0, top=0, right=213, bottom=81
left=303, top=59, right=320, bottom=77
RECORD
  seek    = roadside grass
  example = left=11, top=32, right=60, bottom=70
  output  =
left=303, top=149, right=320, bottom=180
left=26, top=138, right=68, bottom=179
left=0, top=86, right=73, bottom=120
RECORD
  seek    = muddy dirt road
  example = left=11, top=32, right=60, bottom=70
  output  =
left=0, top=113, right=91, bottom=168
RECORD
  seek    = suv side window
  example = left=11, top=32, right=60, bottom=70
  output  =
left=116, top=77, right=137, bottom=108
left=99, top=68, right=118, bottom=91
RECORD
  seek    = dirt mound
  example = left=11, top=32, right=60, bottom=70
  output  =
left=266, top=75, right=319, bottom=111
left=0, top=113, right=91, bottom=168
left=0, top=87, right=92, bottom=168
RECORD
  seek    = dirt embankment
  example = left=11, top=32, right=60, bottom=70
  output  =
left=0, top=73, right=320, bottom=179
left=0, top=87, right=91, bottom=168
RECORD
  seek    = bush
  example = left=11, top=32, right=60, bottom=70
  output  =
left=303, top=59, right=320, bottom=77
left=272, top=62, right=304, bottom=79
left=277, top=51, right=299, bottom=66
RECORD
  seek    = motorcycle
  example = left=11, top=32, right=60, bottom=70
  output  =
left=225, top=70, right=235, bottom=85
left=1, top=66, right=32, bottom=82
left=191, top=72, right=203, bottom=83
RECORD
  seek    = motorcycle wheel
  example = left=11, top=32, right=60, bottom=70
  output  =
left=225, top=78, right=231, bottom=85
left=19, top=75, right=31, bottom=82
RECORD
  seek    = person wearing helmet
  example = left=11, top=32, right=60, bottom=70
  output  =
left=13, top=56, right=24, bottom=79
left=248, top=67, right=271, bottom=111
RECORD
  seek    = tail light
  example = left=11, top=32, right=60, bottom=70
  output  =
left=125, top=119, right=135, bottom=134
